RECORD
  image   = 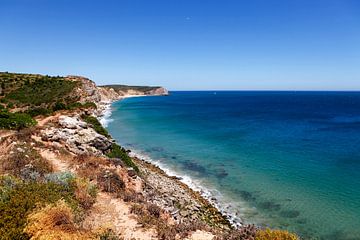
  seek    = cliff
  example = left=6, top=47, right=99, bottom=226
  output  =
left=0, top=72, right=227, bottom=240
left=0, top=72, right=298, bottom=240
left=66, top=75, right=168, bottom=114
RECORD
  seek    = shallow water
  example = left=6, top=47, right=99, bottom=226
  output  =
left=106, top=91, right=360, bottom=240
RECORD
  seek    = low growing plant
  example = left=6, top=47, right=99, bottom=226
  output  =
left=81, top=114, right=110, bottom=138
left=106, top=143, right=139, bottom=172
left=255, top=228, right=299, bottom=240
left=0, top=109, right=36, bottom=130
left=0, top=178, right=79, bottom=239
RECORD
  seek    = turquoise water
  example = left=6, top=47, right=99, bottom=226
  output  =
left=106, top=91, right=360, bottom=240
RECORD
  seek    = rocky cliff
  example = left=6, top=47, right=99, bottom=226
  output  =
left=67, top=75, right=168, bottom=103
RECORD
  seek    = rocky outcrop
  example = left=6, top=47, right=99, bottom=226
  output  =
left=66, top=75, right=168, bottom=117
left=147, top=87, right=169, bottom=96
left=41, top=115, right=112, bottom=155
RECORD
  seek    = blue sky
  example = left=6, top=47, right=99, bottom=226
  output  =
left=1, top=0, right=360, bottom=90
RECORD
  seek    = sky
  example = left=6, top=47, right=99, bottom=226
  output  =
left=1, top=0, right=360, bottom=90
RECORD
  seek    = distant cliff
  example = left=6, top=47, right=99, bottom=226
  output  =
left=100, top=84, right=169, bottom=97
left=66, top=75, right=168, bottom=103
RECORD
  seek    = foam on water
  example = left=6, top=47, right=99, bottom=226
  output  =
left=99, top=103, right=114, bottom=127
left=128, top=148, right=251, bottom=228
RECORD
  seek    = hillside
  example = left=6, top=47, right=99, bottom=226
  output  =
left=0, top=72, right=298, bottom=240
left=100, top=84, right=169, bottom=97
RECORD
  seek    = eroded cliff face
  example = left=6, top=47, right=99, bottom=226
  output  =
left=66, top=75, right=168, bottom=105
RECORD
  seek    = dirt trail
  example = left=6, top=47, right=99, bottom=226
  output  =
left=0, top=130, right=15, bottom=139
left=83, top=192, right=157, bottom=240
left=39, top=149, right=70, bottom=172
left=36, top=113, right=62, bottom=127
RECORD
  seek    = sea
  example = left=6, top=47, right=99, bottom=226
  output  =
left=104, top=91, right=360, bottom=240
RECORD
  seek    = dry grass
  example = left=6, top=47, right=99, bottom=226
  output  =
left=130, top=204, right=144, bottom=215
left=24, top=200, right=95, bottom=240
left=97, top=170, right=125, bottom=194
left=122, top=190, right=144, bottom=203
left=1, top=142, right=53, bottom=179
left=132, top=201, right=208, bottom=240
left=72, top=155, right=109, bottom=180
left=214, top=224, right=258, bottom=240
left=74, top=178, right=97, bottom=210
left=255, top=228, right=299, bottom=240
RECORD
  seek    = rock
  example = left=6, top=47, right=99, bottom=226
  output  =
left=90, top=135, right=112, bottom=151
left=58, top=116, right=87, bottom=129
left=179, top=210, right=190, bottom=217
left=127, top=168, right=137, bottom=178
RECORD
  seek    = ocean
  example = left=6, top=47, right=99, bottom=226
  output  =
left=105, top=91, right=360, bottom=240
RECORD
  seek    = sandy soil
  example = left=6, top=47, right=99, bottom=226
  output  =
left=83, top=192, right=158, bottom=240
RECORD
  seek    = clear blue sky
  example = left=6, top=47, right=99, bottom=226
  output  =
left=1, top=0, right=360, bottom=90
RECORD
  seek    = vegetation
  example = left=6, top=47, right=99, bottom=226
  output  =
left=0, top=108, right=36, bottom=130
left=1, top=142, right=52, bottom=180
left=214, top=225, right=258, bottom=240
left=24, top=200, right=93, bottom=240
left=97, top=170, right=125, bottom=194
left=0, top=177, right=77, bottom=239
left=101, top=84, right=161, bottom=94
left=0, top=174, right=97, bottom=239
left=81, top=114, right=110, bottom=138
left=0, top=72, right=78, bottom=108
left=106, top=143, right=139, bottom=172
left=96, top=228, right=121, bottom=240
left=255, top=229, right=299, bottom=240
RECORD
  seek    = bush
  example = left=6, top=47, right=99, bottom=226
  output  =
left=81, top=114, right=110, bottom=138
left=52, top=101, right=67, bottom=111
left=44, top=172, right=75, bottom=188
left=130, top=204, right=144, bottom=215
left=97, top=170, right=125, bottom=194
left=68, top=101, right=97, bottom=110
left=97, top=228, right=120, bottom=240
left=255, top=228, right=299, bottom=240
left=26, top=107, right=53, bottom=117
left=147, top=203, right=161, bottom=218
left=24, top=200, right=94, bottom=240
left=156, top=223, right=177, bottom=240
left=74, top=178, right=97, bottom=210
left=106, top=144, right=139, bottom=173
left=0, top=109, right=36, bottom=130
left=2, top=143, right=52, bottom=180
left=0, top=179, right=79, bottom=239
left=215, top=224, right=258, bottom=240
left=5, top=76, right=78, bottom=107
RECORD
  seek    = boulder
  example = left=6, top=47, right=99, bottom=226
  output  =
left=58, top=116, right=87, bottom=129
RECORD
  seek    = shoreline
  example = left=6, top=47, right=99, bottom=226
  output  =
left=97, top=96, right=243, bottom=229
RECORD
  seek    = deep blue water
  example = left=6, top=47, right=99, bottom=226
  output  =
left=106, top=91, right=360, bottom=240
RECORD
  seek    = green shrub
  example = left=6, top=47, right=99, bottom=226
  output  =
left=0, top=177, right=79, bottom=239
left=68, top=101, right=97, bottom=110
left=255, top=228, right=299, bottom=240
left=97, top=228, right=120, bottom=240
left=52, top=101, right=67, bottom=111
left=26, top=107, right=53, bottom=117
left=106, top=143, right=139, bottom=172
left=5, top=76, right=78, bottom=107
left=0, top=109, right=36, bottom=130
left=81, top=114, right=110, bottom=138
left=6, top=102, right=14, bottom=108
left=25, top=102, right=97, bottom=117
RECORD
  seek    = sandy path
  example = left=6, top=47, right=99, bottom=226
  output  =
left=36, top=113, right=62, bottom=127
left=39, top=149, right=70, bottom=172
left=83, top=192, right=157, bottom=240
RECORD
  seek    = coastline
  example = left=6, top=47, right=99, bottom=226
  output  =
left=98, top=96, right=242, bottom=229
